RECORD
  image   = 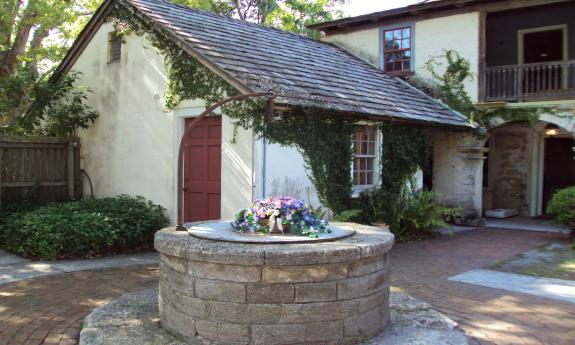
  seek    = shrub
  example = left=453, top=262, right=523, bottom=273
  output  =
left=337, top=177, right=459, bottom=242
left=334, top=209, right=363, bottom=223
left=547, top=186, right=575, bottom=230
left=0, top=195, right=168, bottom=260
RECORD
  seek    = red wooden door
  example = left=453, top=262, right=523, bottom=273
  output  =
left=183, top=116, right=221, bottom=222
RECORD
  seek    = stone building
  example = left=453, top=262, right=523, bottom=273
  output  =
left=312, top=0, right=575, bottom=218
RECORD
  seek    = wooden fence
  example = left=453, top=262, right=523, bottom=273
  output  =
left=0, top=136, right=82, bottom=206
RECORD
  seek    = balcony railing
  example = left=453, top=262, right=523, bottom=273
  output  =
left=483, top=59, right=575, bottom=101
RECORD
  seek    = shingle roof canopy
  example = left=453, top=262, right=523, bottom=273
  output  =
left=118, top=0, right=472, bottom=127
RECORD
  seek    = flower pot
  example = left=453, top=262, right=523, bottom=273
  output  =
left=258, top=219, right=291, bottom=234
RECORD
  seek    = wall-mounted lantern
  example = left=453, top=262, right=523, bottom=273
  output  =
left=544, top=123, right=560, bottom=137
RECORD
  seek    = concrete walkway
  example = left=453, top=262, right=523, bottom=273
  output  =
left=485, top=216, right=570, bottom=233
left=0, top=251, right=159, bottom=285
left=450, top=269, right=575, bottom=304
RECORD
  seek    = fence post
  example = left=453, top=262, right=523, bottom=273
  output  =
left=67, top=140, right=75, bottom=200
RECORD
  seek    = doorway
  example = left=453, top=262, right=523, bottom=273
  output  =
left=182, top=116, right=222, bottom=222
left=542, top=137, right=575, bottom=212
left=519, top=25, right=567, bottom=94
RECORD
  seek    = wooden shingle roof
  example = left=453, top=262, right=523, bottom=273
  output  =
left=60, top=0, right=474, bottom=128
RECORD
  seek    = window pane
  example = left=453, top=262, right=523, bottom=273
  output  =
left=402, top=38, right=410, bottom=49
left=404, top=50, right=411, bottom=58
left=385, top=31, right=393, bottom=40
left=385, top=40, right=394, bottom=50
left=404, top=60, right=411, bottom=70
left=394, top=61, right=402, bottom=70
left=393, top=29, right=402, bottom=39
left=386, top=62, right=394, bottom=71
left=402, top=28, right=410, bottom=38
left=367, top=171, right=373, bottom=184
left=368, top=141, right=375, bottom=155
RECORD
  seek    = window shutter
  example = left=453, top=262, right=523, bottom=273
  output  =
left=108, top=33, right=122, bottom=63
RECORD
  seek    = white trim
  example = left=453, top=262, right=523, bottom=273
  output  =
left=517, top=24, right=568, bottom=65
left=351, top=125, right=382, bottom=196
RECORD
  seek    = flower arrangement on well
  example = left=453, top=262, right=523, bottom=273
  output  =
left=231, top=196, right=330, bottom=238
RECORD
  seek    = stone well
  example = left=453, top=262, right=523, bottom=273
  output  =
left=155, top=222, right=394, bottom=345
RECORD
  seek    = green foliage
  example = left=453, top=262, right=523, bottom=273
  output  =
left=171, top=0, right=343, bottom=37
left=264, top=0, right=344, bottom=39
left=424, top=49, right=475, bottom=116
left=418, top=49, right=564, bottom=130
left=547, top=186, right=575, bottom=230
left=379, top=123, right=431, bottom=194
left=1, top=70, right=98, bottom=136
left=355, top=180, right=459, bottom=242
left=0, top=195, right=169, bottom=260
left=264, top=109, right=354, bottom=213
left=334, top=209, right=362, bottom=223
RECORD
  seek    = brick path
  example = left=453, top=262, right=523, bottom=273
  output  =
left=0, top=266, right=158, bottom=345
left=0, top=228, right=573, bottom=345
left=390, top=228, right=575, bottom=345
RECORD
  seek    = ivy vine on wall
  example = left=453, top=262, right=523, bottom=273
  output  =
left=109, top=2, right=353, bottom=213
left=414, top=49, right=567, bottom=131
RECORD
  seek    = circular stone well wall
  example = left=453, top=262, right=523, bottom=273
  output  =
left=155, top=222, right=394, bottom=345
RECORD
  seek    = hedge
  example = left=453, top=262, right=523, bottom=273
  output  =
left=0, top=195, right=168, bottom=260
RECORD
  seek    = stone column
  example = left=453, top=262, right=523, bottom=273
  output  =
left=431, top=130, right=487, bottom=224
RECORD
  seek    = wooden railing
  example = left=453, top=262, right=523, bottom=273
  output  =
left=484, top=59, right=575, bottom=101
left=0, top=136, right=82, bottom=205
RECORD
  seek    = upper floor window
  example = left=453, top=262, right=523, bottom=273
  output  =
left=383, top=26, right=412, bottom=74
left=108, top=32, right=122, bottom=63
left=353, top=126, right=377, bottom=186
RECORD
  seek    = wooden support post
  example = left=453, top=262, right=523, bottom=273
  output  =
left=67, top=141, right=75, bottom=200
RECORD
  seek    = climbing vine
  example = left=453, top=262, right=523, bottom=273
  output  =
left=379, top=123, right=431, bottom=195
left=109, top=1, right=353, bottom=213
left=415, top=49, right=566, bottom=131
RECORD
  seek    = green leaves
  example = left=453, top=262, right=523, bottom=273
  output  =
left=1, top=69, right=99, bottom=136
left=547, top=186, right=575, bottom=230
left=0, top=195, right=169, bottom=260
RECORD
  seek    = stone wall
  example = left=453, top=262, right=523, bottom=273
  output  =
left=489, top=123, right=530, bottom=210
left=155, top=223, right=394, bottom=345
left=431, top=130, right=487, bottom=218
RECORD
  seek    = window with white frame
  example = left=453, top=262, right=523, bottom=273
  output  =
left=352, top=126, right=377, bottom=186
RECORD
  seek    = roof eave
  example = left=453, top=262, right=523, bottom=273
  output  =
left=308, top=0, right=491, bottom=32
left=52, top=0, right=254, bottom=95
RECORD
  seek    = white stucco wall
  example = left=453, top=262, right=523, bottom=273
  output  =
left=255, top=141, right=322, bottom=209
left=72, top=22, right=257, bottom=223
left=73, top=22, right=177, bottom=218
left=414, top=12, right=480, bottom=102
left=322, top=12, right=481, bottom=102
left=322, top=28, right=380, bottom=67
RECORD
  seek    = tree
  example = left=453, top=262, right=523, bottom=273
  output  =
left=0, top=0, right=102, bottom=133
left=173, top=0, right=343, bottom=36
left=0, top=0, right=103, bottom=78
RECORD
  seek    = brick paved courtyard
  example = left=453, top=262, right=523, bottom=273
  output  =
left=391, top=228, right=575, bottom=345
left=0, top=228, right=573, bottom=345
left=0, top=266, right=158, bottom=345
